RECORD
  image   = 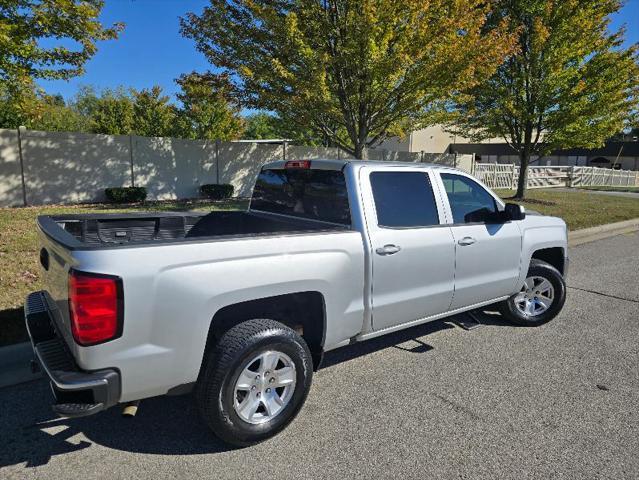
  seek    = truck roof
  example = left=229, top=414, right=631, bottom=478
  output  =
left=262, top=158, right=459, bottom=171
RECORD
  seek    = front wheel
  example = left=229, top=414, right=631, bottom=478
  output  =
left=196, top=319, right=313, bottom=446
left=500, top=259, right=566, bottom=326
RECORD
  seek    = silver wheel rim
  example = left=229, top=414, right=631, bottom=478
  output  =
left=233, top=350, right=296, bottom=425
left=514, top=276, right=555, bottom=317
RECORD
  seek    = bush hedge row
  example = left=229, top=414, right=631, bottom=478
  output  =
left=104, top=184, right=235, bottom=203
left=200, top=184, right=234, bottom=200
left=104, top=187, right=148, bottom=203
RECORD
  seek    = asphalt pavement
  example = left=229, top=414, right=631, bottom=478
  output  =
left=1, top=232, right=638, bottom=480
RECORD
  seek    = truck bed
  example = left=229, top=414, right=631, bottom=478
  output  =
left=38, top=210, right=350, bottom=249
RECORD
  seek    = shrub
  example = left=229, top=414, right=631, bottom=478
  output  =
left=200, top=184, right=234, bottom=200
left=104, top=187, right=147, bottom=203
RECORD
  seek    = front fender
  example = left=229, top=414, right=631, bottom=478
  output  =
left=517, top=216, right=568, bottom=289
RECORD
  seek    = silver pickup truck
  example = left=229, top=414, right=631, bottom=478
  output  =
left=26, top=159, right=568, bottom=445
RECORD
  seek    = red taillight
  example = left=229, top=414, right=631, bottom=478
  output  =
left=68, top=270, right=123, bottom=346
left=285, top=160, right=311, bottom=169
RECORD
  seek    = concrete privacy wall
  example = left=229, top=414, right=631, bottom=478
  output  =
left=219, top=142, right=283, bottom=197
left=0, top=128, right=469, bottom=206
left=133, top=136, right=217, bottom=200
left=0, top=129, right=23, bottom=206
left=22, top=130, right=132, bottom=204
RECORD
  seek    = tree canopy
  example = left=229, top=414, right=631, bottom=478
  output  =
left=0, top=81, right=84, bottom=131
left=175, top=72, right=245, bottom=141
left=84, top=87, right=135, bottom=135
left=449, top=0, right=639, bottom=198
left=132, top=86, right=178, bottom=138
left=181, top=0, right=516, bottom=158
left=0, top=79, right=247, bottom=140
left=0, top=0, right=122, bottom=92
left=243, top=113, right=281, bottom=140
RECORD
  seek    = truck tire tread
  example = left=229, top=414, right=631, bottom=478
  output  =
left=500, top=259, right=566, bottom=326
left=195, top=318, right=313, bottom=446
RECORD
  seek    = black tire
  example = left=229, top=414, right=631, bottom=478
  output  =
left=195, top=318, right=313, bottom=447
left=500, top=259, right=566, bottom=326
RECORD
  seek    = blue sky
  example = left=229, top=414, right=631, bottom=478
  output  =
left=38, top=0, right=639, bottom=103
left=38, top=0, right=211, bottom=101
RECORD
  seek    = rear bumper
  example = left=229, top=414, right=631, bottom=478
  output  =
left=24, top=291, right=121, bottom=418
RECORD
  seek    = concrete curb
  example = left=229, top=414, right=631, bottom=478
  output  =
left=569, top=218, right=639, bottom=246
left=0, top=341, right=41, bottom=389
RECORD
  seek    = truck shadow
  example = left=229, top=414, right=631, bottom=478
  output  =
left=321, top=318, right=452, bottom=368
left=0, top=307, right=29, bottom=347
left=0, top=310, right=510, bottom=467
left=321, top=308, right=509, bottom=369
left=1, top=382, right=231, bottom=468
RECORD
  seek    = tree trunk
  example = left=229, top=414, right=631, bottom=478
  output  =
left=354, top=142, right=367, bottom=160
left=515, top=151, right=530, bottom=199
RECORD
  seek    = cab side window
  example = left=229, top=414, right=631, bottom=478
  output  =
left=441, top=173, right=498, bottom=224
left=370, top=171, right=440, bottom=227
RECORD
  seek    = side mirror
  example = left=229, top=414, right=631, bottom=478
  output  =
left=504, top=203, right=526, bottom=221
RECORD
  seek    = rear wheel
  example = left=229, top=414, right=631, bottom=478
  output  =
left=196, top=319, right=313, bottom=446
left=500, top=259, right=566, bottom=326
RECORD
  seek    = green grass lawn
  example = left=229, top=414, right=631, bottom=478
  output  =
left=0, top=199, right=246, bottom=346
left=577, top=186, right=639, bottom=193
left=1, top=188, right=638, bottom=346
left=494, top=188, right=639, bottom=230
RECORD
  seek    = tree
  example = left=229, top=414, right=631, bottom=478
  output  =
left=26, top=94, right=86, bottom=132
left=243, top=113, right=280, bottom=140
left=132, top=86, right=177, bottom=138
left=0, top=82, right=32, bottom=128
left=0, top=82, right=85, bottom=132
left=72, top=85, right=102, bottom=119
left=181, top=0, right=515, bottom=158
left=243, top=112, right=330, bottom=145
left=449, top=0, right=639, bottom=198
left=0, top=1, right=122, bottom=92
left=84, top=87, right=135, bottom=135
left=175, top=72, right=244, bottom=141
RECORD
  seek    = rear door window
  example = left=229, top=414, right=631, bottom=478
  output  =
left=369, top=171, right=440, bottom=228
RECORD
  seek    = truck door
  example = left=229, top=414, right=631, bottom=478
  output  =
left=435, top=172, right=522, bottom=309
left=361, top=167, right=456, bottom=331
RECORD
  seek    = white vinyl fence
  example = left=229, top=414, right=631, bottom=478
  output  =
left=473, top=163, right=516, bottom=189
left=475, top=163, right=639, bottom=190
left=569, top=166, right=639, bottom=187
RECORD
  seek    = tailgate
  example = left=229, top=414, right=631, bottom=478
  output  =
left=37, top=219, right=79, bottom=351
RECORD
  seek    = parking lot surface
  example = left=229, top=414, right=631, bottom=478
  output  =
left=1, top=232, right=638, bottom=480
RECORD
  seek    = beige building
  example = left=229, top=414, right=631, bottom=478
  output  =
left=377, top=125, right=639, bottom=170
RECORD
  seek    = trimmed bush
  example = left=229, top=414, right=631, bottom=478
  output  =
left=200, top=184, right=234, bottom=200
left=104, top=187, right=147, bottom=203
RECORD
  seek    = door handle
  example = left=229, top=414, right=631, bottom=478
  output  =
left=376, top=244, right=401, bottom=256
left=457, top=236, right=477, bottom=246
